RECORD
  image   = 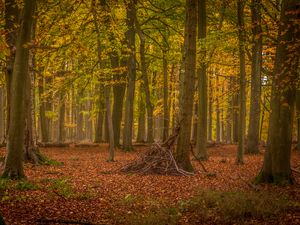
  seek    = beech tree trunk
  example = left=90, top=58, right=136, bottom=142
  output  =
left=0, top=87, right=3, bottom=144
left=92, top=0, right=115, bottom=160
left=236, top=0, right=246, bottom=164
left=246, top=0, right=262, bottom=154
left=112, top=54, right=125, bottom=147
left=57, top=93, right=65, bottom=143
left=136, top=84, right=146, bottom=142
left=296, top=90, right=300, bottom=151
left=162, top=52, right=169, bottom=141
left=76, top=100, right=84, bottom=141
left=38, top=76, right=49, bottom=143
left=208, top=78, right=213, bottom=142
left=2, top=0, right=36, bottom=179
left=94, top=87, right=104, bottom=143
left=256, top=0, right=300, bottom=184
left=175, top=0, right=197, bottom=172
left=195, top=0, right=208, bottom=160
left=134, top=14, right=154, bottom=143
left=122, top=0, right=137, bottom=151
left=216, top=75, right=221, bottom=143
left=4, top=0, right=20, bottom=140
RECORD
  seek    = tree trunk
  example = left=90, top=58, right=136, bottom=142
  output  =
left=162, top=52, right=169, bottom=141
left=122, top=0, right=137, bottom=151
left=246, top=0, right=262, bottom=154
left=105, top=87, right=115, bottom=161
left=232, top=80, right=239, bottom=143
left=38, top=76, right=49, bottom=143
left=112, top=54, right=125, bottom=147
left=226, top=77, right=233, bottom=143
left=76, top=101, right=84, bottom=141
left=134, top=14, right=154, bottom=143
left=4, top=0, right=20, bottom=141
left=2, top=0, right=36, bottom=179
left=208, top=77, right=213, bottom=142
left=195, top=0, right=208, bottom=160
left=91, top=0, right=115, bottom=160
left=296, top=90, right=300, bottom=151
left=236, top=0, right=246, bottom=164
left=94, top=87, right=105, bottom=143
left=136, top=85, right=146, bottom=142
left=256, top=0, right=300, bottom=184
left=0, top=87, right=4, bottom=144
left=216, top=74, right=221, bottom=143
left=175, top=0, right=197, bottom=172
left=57, top=93, right=65, bottom=143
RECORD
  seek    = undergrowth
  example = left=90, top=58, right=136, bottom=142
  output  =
left=180, top=190, right=290, bottom=223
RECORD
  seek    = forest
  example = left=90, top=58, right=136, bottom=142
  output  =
left=0, top=0, right=300, bottom=224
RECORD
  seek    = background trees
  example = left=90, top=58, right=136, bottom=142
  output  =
left=0, top=0, right=299, bottom=183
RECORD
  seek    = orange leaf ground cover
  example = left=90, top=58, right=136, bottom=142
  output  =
left=0, top=144, right=299, bottom=225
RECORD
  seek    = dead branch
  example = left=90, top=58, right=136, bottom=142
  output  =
left=190, top=144, right=208, bottom=173
left=238, top=175, right=261, bottom=191
left=119, top=126, right=194, bottom=176
left=292, top=168, right=300, bottom=175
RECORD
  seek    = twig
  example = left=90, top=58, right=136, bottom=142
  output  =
left=238, top=175, right=261, bottom=192
left=190, top=144, right=208, bottom=173
left=292, top=168, right=300, bottom=175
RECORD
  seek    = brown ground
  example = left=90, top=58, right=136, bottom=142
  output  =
left=0, top=144, right=299, bottom=225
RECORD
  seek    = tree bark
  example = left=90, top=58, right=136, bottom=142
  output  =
left=123, top=0, right=137, bottom=151
left=296, top=90, right=300, bottom=151
left=195, top=0, right=208, bottom=160
left=94, top=87, right=104, bottom=143
left=246, top=0, right=262, bottom=154
left=256, top=0, right=300, bottom=184
left=2, top=0, right=36, bottom=179
left=57, top=93, right=65, bottom=143
left=162, top=52, right=169, bottom=141
left=208, top=77, right=213, bottom=142
left=112, top=54, right=125, bottom=147
left=134, top=14, right=154, bottom=143
left=91, top=0, right=115, bottom=160
left=76, top=99, right=84, bottom=142
left=38, top=76, right=49, bottom=143
left=236, top=0, right=246, bottom=164
left=175, top=0, right=197, bottom=172
left=4, top=0, right=20, bottom=140
left=136, top=85, right=146, bottom=143
left=0, top=87, right=4, bottom=144
left=216, top=74, right=221, bottom=143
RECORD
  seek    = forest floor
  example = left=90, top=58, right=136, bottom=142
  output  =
left=0, top=144, right=300, bottom=225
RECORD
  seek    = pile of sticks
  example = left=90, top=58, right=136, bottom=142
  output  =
left=119, top=127, right=194, bottom=176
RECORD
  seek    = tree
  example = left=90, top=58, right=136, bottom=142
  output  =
left=195, top=0, right=208, bottom=160
left=256, top=0, right=300, bottom=184
left=2, top=0, right=37, bottom=178
left=236, top=0, right=246, bottom=164
left=123, top=0, right=137, bottom=151
left=246, top=0, right=262, bottom=154
left=91, top=0, right=115, bottom=161
left=296, top=90, right=300, bottom=151
left=134, top=12, right=154, bottom=143
left=4, top=0, right=20, bottom=140
left=175, top=0, right=197, bottom=172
